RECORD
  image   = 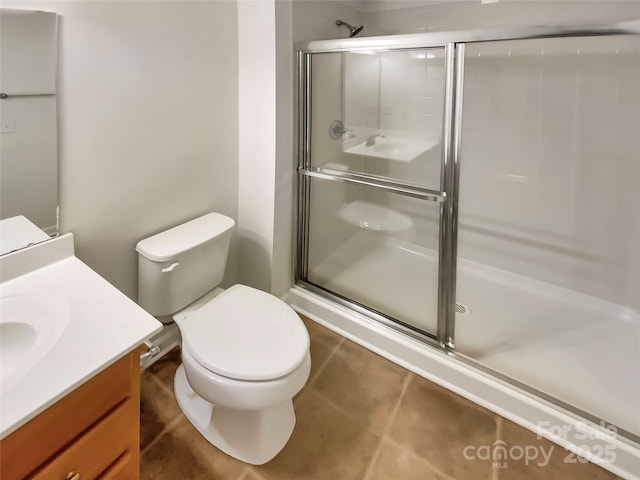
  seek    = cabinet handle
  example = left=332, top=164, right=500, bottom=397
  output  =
left=66, top=472, right=81, bottom=480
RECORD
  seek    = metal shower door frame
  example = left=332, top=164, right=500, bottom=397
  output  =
left=295, top=43, right=460, bottom=347
left=294, top=18, right=640, bottom=353
left=294, top=21, right=640, bottom=444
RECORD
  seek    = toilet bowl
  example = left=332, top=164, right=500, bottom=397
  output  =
left=136, top=213, right=311, bottom=465
left=173, top=284, right=310, bottom=464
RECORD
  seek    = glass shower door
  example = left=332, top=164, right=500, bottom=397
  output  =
left=298, top=47, right=448, bottom=337
left=454, top=36, right=640, bottom=438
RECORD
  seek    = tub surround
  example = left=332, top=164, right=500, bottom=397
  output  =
left=0, top=233, right=162, bottom=439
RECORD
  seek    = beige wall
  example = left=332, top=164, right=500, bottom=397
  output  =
left=3, top=0, right=239, bottom=300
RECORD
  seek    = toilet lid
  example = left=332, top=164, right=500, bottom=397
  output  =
left=179, top=284, right=310, bottom=381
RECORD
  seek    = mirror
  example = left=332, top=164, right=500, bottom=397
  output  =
left=0, top=9, right=59, bottom=255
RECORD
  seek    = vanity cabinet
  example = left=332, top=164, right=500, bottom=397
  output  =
left=0, top=350, right=141, bottom=480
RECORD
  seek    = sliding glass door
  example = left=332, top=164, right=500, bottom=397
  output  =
left=454, top=36, right=640, bottom=439
left=296, top=24, right=640, bottom=446
left=297, top=47, right=450, bottom=338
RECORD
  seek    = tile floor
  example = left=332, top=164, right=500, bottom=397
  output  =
left=140, top=316, right=620, bottom=480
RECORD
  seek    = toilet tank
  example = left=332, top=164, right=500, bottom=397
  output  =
left=136, top=213, right=235, bottom=317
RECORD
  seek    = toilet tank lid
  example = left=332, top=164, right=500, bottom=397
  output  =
left=136, top=213, right=235, bottom=262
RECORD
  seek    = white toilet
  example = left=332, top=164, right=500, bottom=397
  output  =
left=136, top=213, right=311, bottom=465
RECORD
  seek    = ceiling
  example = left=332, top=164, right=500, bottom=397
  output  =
left=334, top=0, right=476, bottom=13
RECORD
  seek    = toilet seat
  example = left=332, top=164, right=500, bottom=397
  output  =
left=180, top=343, right=311, bottom=410
left=177, top=284, right=310, bottom=381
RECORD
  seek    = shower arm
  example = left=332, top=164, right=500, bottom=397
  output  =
left=336, top=19, right=364, bottom=38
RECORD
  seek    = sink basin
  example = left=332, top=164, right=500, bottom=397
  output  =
left=0, top=295, right=70, bottom=393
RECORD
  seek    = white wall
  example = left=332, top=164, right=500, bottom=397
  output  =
left=237, top=0, right=277, bottom=292
left=233, top=0, right=366, bottom=296
left=3, top=0, right=239, bottom=299
left=235, top=0, right=299, bottom=298
left=292, top=0, right=365, bottom=42
left=272, top=0, right=296, bottom=296
left=0, top=0, right=367, bottom=301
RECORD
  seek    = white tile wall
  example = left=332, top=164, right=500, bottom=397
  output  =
left=458, top=36, right=640, bottom=308
left=345, top=53, right=381, bottom=130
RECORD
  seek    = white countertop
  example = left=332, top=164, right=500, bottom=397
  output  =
left=0, top=233, right=162, bottom=439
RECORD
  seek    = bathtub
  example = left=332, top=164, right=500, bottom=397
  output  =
left=285, top=231, right=640, bottom=479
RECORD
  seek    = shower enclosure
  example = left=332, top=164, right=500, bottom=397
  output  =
left=293, top=21, right=640, bottom=476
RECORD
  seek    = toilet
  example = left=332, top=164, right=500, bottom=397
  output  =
left=136, top=213, right=311, bottom=465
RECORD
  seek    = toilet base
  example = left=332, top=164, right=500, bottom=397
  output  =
left=174, top=364, right=296, bottom=465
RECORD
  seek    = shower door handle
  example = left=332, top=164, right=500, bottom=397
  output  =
left=299, top=167, right=446, bottom=202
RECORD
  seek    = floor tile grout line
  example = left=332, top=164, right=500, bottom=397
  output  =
left=362, top=371, right=413, bottom=480
left=380, top=436, right=458, bottom=480
left=140, top=412, right=184, bottom=457
left=145, top=365, right=179, bottom=399
left=237, top=467, right=252, bottom=480
left=293, top=337, right=344, bottom=406
left=375, top=381, right=470, bottom=480
left=238, top=465, right=265, bottom=480
left=310, top=385, right=372, bottom=422
left=246, top=466, right=266, bottom=480
left=307, top=337, right=345, bottom=387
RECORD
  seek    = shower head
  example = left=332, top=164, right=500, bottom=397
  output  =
left=336, top=19, right=364, bottom=38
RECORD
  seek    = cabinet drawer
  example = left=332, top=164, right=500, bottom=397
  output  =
left=0, top=353, right=135, bottom=480
left=98, top=452, right=136, bottom=480
left=30, top=401, right=131, bottom=480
